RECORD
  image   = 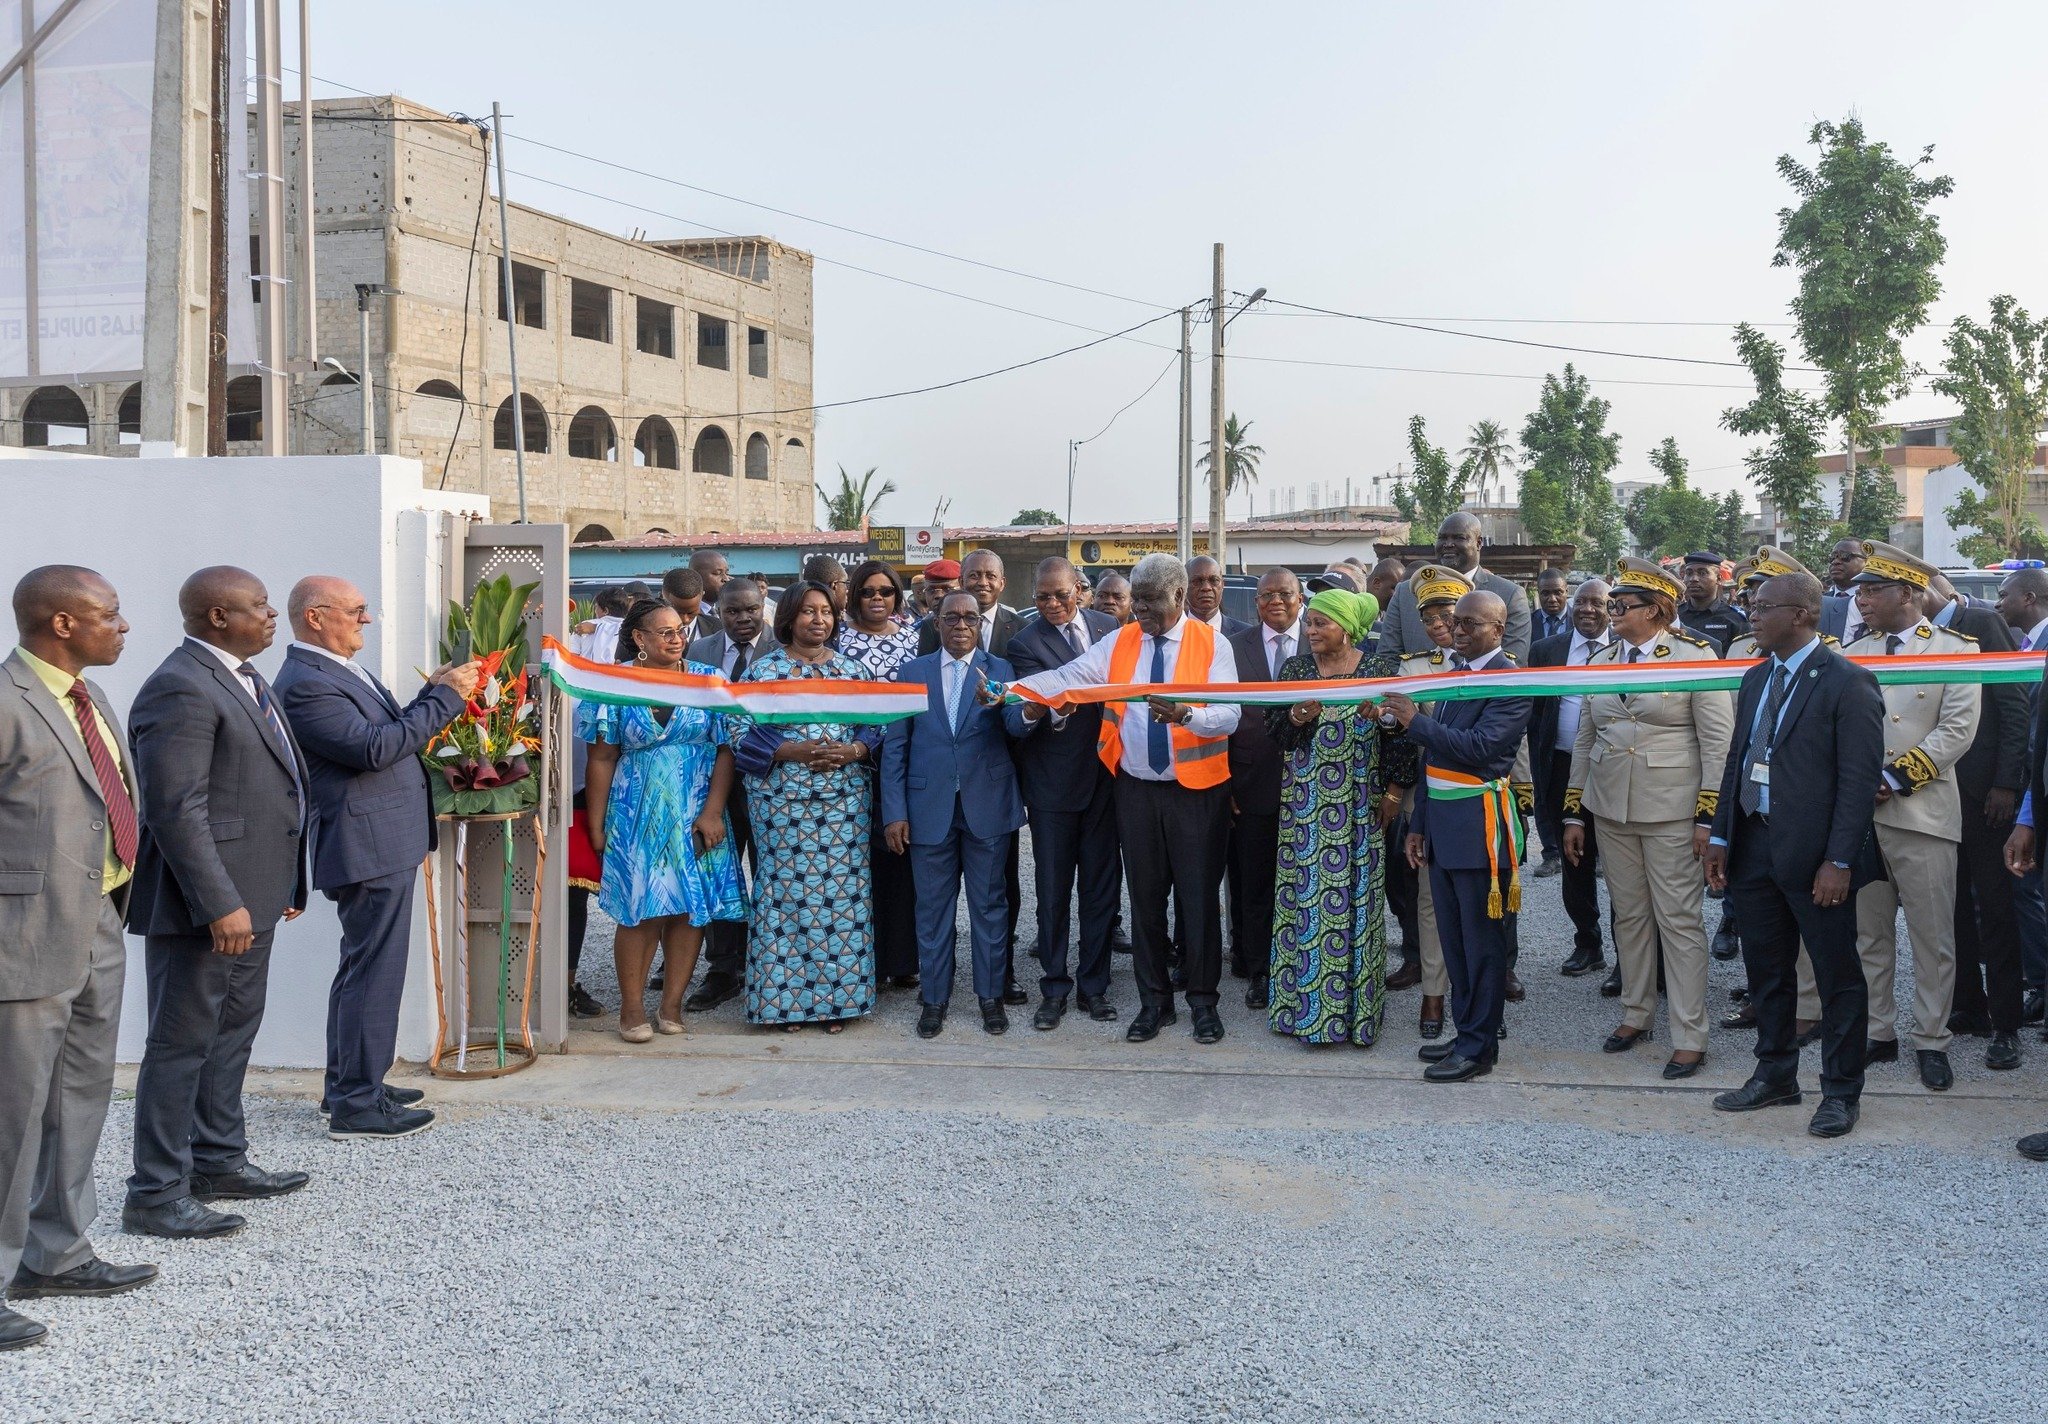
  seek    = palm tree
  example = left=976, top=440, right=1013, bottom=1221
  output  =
left=816, top=464, right=896, bottom=531
left=1461, top=418, right=1516, bottom=506
left=1198, top=414, right=1265, bottom=497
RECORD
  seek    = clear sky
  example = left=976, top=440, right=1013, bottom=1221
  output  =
left=296, top=0, right=2048, bottom=529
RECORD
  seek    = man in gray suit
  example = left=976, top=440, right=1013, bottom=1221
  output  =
left=0, top=566, right=156, bottom=1350
left=1375, top=512, right=1532, bottom=664
left=121, top=568, right=312, bottom=1242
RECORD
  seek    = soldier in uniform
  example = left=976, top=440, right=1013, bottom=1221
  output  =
left=1562, top=558, right=1734, bottom=1078
left=1677, top=550, right=1750, bottom=654
left=1843, top=540, right=1980, bottom=1092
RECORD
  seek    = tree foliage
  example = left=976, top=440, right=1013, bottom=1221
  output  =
left=1711, top=491, right=1747, bottom=558
left=1390, top=414, right=1465, bottom=535
left=1009, top=507, right=1061, bottom=526
left=816, top=464, right=896, bottom=531
left=1518, top=364, right=1623, bottom=567
left=1931, top=294, right=2048, bottom=563
left=1623, top=436, right=1721, bottom=559
left=1198, top=413, right=1265, bottom=495
left=1723, top=324, right=1833, bottom=567
left=1774, top=116, right=1953, bottom=521
left=1460, top=418, right=1516, bottom=503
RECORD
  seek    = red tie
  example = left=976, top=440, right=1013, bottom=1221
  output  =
left=66, top=679, right=138, bottom=869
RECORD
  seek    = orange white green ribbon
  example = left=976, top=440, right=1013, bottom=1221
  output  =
left=1424, top=768, right=1525, bottom=918
left=539, top=637, right=929, bottom=725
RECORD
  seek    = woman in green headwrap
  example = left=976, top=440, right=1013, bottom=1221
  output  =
left=1264, top=588, right=1401, bottom=1045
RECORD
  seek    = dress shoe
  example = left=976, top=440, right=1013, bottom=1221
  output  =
left=189, top=1164, right=309, bottom=1201
left=1126, top=1006, right=1177, bottom=1042
left=1504, top=972, right=1526, bottom=1004
left=122, top=1196, right=245, bottom=1240
left=1245, top=977, right=1269, bottom=1011
left=1002, top=981, right=1028, bottom=1007
left=327, top=1105, right=435, bottom=1141
left=1418, top=996, right=1444, bottom=1039
left=883, top=974, right=921, bottom=990
left=1808, top=1097, right=1859, bottom=1138
left=1662, top=1053, right=1704, bottom=1080
left=1865, top=1037, right=1899, bottom=1064
left=1793, top=1020, right=1823, bottom=1048
left=1110, top=928, right=1133, bottom=955
left=916, top=1002, right=945, bottom=1039
left=0, top=1306, right=46, bottom=1350
left=9, top=1256, right=158, bottom=1300
left=1533, top=854, right=1563, bottom=879
left=1712, top=1078, right=1802, bottom=1113
left=1987, top=1031, right=2023, bottom=1071
left=386, top=1084, right=426, bottom=1107
left=684, top=970, right=742, bottom=1013
left=1599, top=966, right=1622, bottom=998
left=1916, top=1049, right=1953, bottom=1091
left=1947, top=1008, right=1993, bottom=1038
left=979, top=997, right=1009, bottom=1035
left=1602, top=1027, right=1648, bottom=1054
left=1730, top=985, right=1750, bottom=1002
left=1559, top=947, right=1604, bottom=977
left=1228, top=953, right=1249, bottom=980
left=1710, top=923, right=1740, bottom=961
left=1423, top=1053, right=1492, bottom=1082
left=1385, top=958, right=1422, bottom=991
left=1192, top=1007, right=1225, bottom=1045
left=1077, top=993, right=1118, bottom=1023
left=2018, top=1130, right=2048, bottom=1162
left=1720, top=1001, right=1758, bottom=1031
left=2024, top=987, right=2045, bottom=1026
left=1168, top=965, right=1189, bottom=991
left=1033, top=996, right=1067, bottom=1031
left=1417, top=1040, right=1456, bottom=1063
left=568, top=982, right=605, bottom=1018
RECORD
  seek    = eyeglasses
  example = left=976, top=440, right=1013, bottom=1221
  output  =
left=311, top=603, right=371, bottom=620
left=1606, top=599, right=1650, bottom=614
left=1034, top=588, right=1077, bottom=603
left=1255, top=590, right=1299, bottom=603
left=643, top=627, right=686, bottom=640
left=1451, top=616, right=1501, bottom=632
left=938, top=613, right=982, bottom=627
left=1748, top=600, right=1800, bottom=615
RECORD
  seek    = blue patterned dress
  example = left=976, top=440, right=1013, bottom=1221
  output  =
left=575, top=682, right=748, bottom=930
left=730, top=648, right=879, bottom=1024
left=1264, top=651, right=1395, bottom=1044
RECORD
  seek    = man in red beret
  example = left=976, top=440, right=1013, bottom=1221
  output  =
left=919, top=559, right=962, bottom=619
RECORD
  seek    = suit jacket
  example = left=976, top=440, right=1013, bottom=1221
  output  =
left=1212, top=613, right=1254, bottom=640
left=1408, top=671, right=1533, bottom=872
left=1841, top=621, right=1980, bottom=842
left=125, top=641, right=309, bottom=937
left=1820, top=593, right=1857, bottom=643
left=685, top=630, right=778, bottom=679
left=0, top=650, right=135, bottom=1000
left=880, top=650, right=1025, bottom=845
left=693, top=610, right=721, bottom=642
left=273, top=647, right=465, bottom=892
left=1226, top=621, right=1295, bottom=817
left=916, top=605, right=1023, bottom=658
left=1004, top=609, right=1117, bottom=814
left=1378, top=566, right=1533, bottom=665
left=1710, top=639, right=1884, bottom=888
left=1567, top=629, right=1735, bottom=826
left=1530, top=608, right=1571, bottom=647
left=1525, top=630, right=1574, bottom=772
left=1940, top=604, right=2027, bottom=802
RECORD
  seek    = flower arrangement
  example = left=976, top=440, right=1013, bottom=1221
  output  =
left=422, top=573, right=543, bottom=816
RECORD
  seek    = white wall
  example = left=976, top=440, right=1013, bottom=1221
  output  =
left=1924, top=465, right=1973, bottom=568
left=0, top=454, right=487, bottom=1068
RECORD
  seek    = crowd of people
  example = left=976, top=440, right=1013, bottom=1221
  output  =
left=6, top=511, right=2048, bottom=1351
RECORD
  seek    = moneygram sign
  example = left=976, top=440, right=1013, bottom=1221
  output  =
left=874, top=526, right=945, bottom=566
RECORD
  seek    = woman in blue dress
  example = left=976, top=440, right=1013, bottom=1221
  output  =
left=580, top=598, right=747, bottom=1043
left=731, top=581, right=880, bottom=1031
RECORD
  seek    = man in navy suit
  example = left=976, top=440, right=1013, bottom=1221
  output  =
left=273, top=576, right=477, bottom=1140
left=1383, top=590, right=1533, bottom=1083
left=1705, top=571, right=1884, bottom=1139
left=1227, top=568, right=1303, bottom=1008
left=1004, top=559, right=1121, bottom=1029
left=882, top=592, right=1026, bottom=1038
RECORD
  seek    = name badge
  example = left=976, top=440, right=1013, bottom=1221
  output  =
left=1748, top=760, right=1770, bottom=787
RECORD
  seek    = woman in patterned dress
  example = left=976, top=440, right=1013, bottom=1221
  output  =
left=835, top=560, right=922, bottom=988
left=732, top=581, right=881, bottom=1031
left=580, top=599, right=748, bottom=1043
left=1266, top=588, right=1399, bottom=1046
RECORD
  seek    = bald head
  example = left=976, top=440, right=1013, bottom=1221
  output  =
left=12, top=564, right=125, bottom=672
left=689, top=548, right=729, bottom=596
left=1435, top=512, right=1484, bottom=574
left=1451, top=589, right=1506, bottom=660
left=180, top=566, right=277, bottom=658
left=289, top=574, right=372, bottom=658
left=1185, top=554, right=1225, bottom=621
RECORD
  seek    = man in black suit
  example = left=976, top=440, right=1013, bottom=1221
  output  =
left=1187, top=555, right=1252, bottom=637
left=274, top=576, right=479, bottom=1141
left=122, top=569, right=312, bottom=1242
left=1997, top=566, right=2048, bottom=1027
left=1526, top=578, right=1610, bottom=971
left=1705, top=571, right=1884, bottom=1139
left=660, top=567, right=710, bottom=639
left=1530, top=568, right=1571, bottom=646
left=1226, top=568, right=1302, bottom=1009
left=687, top=550, right=729, bottom=640
left=1004, top=559, right=1122, bottom=1029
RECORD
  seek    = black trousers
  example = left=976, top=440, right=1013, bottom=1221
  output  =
left=1553, top=756, right=1604, bottom=957
left=1027, top=774, right=1120, bottom=1001
left=1430, top=862, right=1510, bottom=1063
left=1227, top=809, right=1280, bottom=981
left=1115, top=777, right=1231, bottom=1011
left=703, top=784, right=754, bottom=980
left=1953, top=798, right=2024, bottom=1032
left=127, top=930, right=274, bottom=1208
left=1004, top=834, right=1022, bottom=973
left=567, top=888, right=590, bottom=983
left=1385, top=812, right=1419, bottom=958
left=871, top=800, right=920, bottom=981
left=1728, top=813, right=1867, bottom=1100
left=1534, top=745, right=1568, bottom=861
left=326, top=868, right=416, bottom=1119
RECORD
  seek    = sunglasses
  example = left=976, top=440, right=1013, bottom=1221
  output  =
left=859, top=583, right=899, bottom=600
left=938, top=613, right=982, bottom=627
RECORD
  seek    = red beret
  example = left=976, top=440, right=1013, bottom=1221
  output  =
left=924, top=558, right=962, bottom=579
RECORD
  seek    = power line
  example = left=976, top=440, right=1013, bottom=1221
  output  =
left=1076, top=352, right=1179, bottom=447
left=1244, top=310, right=1797, bottom=329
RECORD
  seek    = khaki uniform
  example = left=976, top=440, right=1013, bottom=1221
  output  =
left=1843, top=620, right=1980, bottom=1052
left=1564, top=629, right=1734, bottom=1051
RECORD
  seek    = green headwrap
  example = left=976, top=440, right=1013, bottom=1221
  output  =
left=1307, top=588, right=1379, bottom=644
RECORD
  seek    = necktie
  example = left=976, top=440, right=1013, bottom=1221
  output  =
left=1623, top=644, right=1641, bottom=702
left=1147, top=635, right=1171, bottom=774
left=980, top=615, right=992, bottom=652
left=1739, top=664, right=1791, bottom=817
left=1271, top=634, right=1291, bottom=680
left=1451, top=654, right=1470, bottom=672
left=731, top=641, right=751, bottom=681
left=1063, top=623, right=1085, bottom=659
left=66, top=680, right=137, bottom=869
left=238, top=662, right=303, bottom=794
left=1885, top=634, right=1902, bottom=656
left=945, top=659, right=965, bottom=731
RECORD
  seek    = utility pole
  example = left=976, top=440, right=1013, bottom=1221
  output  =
left=491, top=100, right=529, bottom=522
left=1065, top=439, right=1077, bottom=533
left=1209, top=244, right=1227, bottom=567
left=205, top=0, right=230, bottom=455
left=297, top=0, right=316, bottom=368
left=252, top=0, right=288, bottom=453
left=1176, top=306, right=1192, bottom=563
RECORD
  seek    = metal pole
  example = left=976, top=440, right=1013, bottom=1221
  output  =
left=1209, top=244, right=1227, bottom=567
left=358, top=292, right=373, bottom=454
left=491, top=101, right=529, bottom=522
left=297, top=0, right=316, bottom=365
left=252, top=0, right=288, bottom=454
left=1065, top=439, right=1076, bottom=533
left=205, top=0, right=229, bottom=456
left=1176, top=306, right=1192, bottom=563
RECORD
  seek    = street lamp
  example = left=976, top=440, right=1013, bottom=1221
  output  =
left=354, top=283, right=397, bottom=456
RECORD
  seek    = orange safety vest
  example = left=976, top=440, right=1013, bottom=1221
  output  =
left=1095, top=619, right=1230, bottom=788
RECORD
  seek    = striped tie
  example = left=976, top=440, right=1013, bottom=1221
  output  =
left=66, top=680, right=137, bottom=868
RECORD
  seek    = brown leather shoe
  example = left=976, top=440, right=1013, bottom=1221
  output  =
left=1418, top=995, right=1445, bottom=1038
left=1386, top=957, right=1422, bottom=991
left=1504, top=971, right=1526, bottom=1003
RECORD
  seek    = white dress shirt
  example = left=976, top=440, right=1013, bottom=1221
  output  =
left=187, top=635, right=260, bottom=704
left=2023, top=617, right=2048, bottom=653
left=979, top=606, right=1000, bottom=650
left=1199, top=609, right=1225, bottom=630
left=1554, top=630, right=1608, bottom=750
left=1261, top=621, right=1301, bottom=679
left=723, top=635, right=764, bottom=679
left=1014, top=615, right=1241, bottom=780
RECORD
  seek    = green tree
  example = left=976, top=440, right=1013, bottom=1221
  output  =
left=1711, top=490, right=1747, bottom=558
left=1931, top=294, right=2048, bottom=563
left=1623, top=436, right=1718, bottom=558
left=1842, top=464, right=1903, bottom=543
left=1009, top=507, right=1061, bottom=526
left=1460, top=418, right=1516, bottom=504
left=1723, top=323, right=1832, bottom=567
left=1774, top=116, right=1953, bottom=523
left=1390, top=415, right=1465, bottom=534
left=1519, top=364, right=1623, bottom=567
left=815, top=464, right=896, bottom=531
left=1197, top=413, right=1265, bottom=496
